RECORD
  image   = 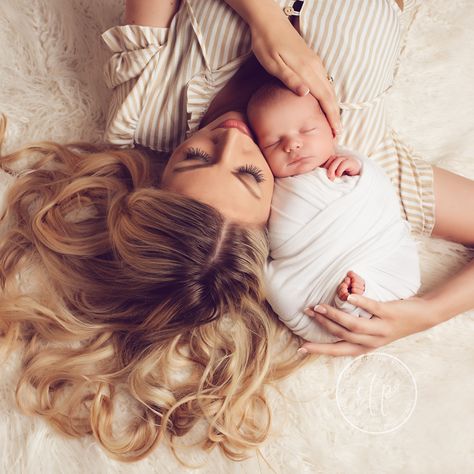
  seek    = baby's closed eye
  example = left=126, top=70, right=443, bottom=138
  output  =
left=261, top=138, right=280, bottom=149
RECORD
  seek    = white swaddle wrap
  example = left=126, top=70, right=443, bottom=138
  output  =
left=265, top=147, right=421, bottom=343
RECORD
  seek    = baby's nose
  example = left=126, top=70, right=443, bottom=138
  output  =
left=283, top=138, right=302, bottom=153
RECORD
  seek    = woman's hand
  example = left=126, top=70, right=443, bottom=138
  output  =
left=249, top=14, right=341, bottom=136
left=298, top=295, right=440, bottom=356
left=223, top=0, right=341, bottom=135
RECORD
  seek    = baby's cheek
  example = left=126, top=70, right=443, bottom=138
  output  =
left=269, top=158, right=289, bottom=178
left=261, top=147, right=273, bottom=163
left=263, top=153, right=278, bottom=175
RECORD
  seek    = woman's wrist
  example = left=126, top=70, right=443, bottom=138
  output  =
left=419, top=258, right=474, bottom=325
left=417, top=293, right=448, bottom=327
left=224, top=0, right=287, bottom=30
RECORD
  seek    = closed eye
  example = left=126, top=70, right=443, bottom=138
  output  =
left=178, top=147, right=265, bottom=184
left=184, top=147, right=212, bottom=162
left=262, top=139, right=280, bottom=149
left=236, top=164, right=265, bottom=183
left=173, top=148, right=265, bottom=199
left=302, top=127, right=317, bottom=133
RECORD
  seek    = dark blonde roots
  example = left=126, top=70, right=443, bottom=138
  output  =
left=0, top=117, right=301, bottom=463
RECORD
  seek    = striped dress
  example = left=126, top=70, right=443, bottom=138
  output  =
left=102, top=0, right=434, bottom=236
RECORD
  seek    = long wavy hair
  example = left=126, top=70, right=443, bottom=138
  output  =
left=0, top=117, right=303, bottom=463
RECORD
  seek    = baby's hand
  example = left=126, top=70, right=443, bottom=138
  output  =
left=322, top=154, right=362, bottom=181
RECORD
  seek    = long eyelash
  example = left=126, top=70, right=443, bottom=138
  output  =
left=185, top=147, right=211, bottom=161
left=237, top=164, right=265, bottom=183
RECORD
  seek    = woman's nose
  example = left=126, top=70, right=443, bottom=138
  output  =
left=216, top=127, right=254, bottom=163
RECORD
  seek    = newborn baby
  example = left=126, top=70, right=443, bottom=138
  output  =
left=247, top=82, right=421, bottom=343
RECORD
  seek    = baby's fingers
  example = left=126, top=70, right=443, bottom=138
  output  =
left=327, top=157, right=345, bottom=180
left=335, top=160, right=350, bottom=177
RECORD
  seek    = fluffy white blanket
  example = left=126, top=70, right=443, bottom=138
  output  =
left=1, top=1, right=473, bottom=473
left=266, top=151, right=420, bottom=343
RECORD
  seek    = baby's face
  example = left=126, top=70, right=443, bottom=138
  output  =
left=248, top=91, right=336, bottom=178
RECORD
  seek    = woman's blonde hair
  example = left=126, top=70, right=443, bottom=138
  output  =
left=0, top=117, right=303, bottom=463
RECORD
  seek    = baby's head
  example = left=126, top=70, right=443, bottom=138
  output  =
left=247, top=81, right=336, bottom=178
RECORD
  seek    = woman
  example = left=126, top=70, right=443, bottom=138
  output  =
left=0, top=0, right=472, bottom=464
left=105, top=0, right=474, bottom=355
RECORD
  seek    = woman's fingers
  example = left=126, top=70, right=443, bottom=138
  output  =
left=299, top=303, right=385, bottom=355
left=347, top=294, right=383, bottom=317
left=314, top=88, right=341, bottom=137
left=300, top=69, right=340, bottom=135
left=299, top=340, right=373, bottom=357
left=269, top=55, right=310, bottom=96
left=305, top=304, right=384, bottom=336
left=277, top=54, right=340, bottom=133
left=304, top=307, right=384, bottom=348
left=298, top=59, right=341, bottom=133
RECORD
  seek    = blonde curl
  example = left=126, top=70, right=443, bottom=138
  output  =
left=0, top=116, right=304, bottom=464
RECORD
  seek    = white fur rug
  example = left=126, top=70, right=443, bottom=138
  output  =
left=1, top=1, right=473, bottom=473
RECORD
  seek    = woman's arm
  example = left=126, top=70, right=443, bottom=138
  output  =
left=423, top=258, right=474, bottom=322
left=298, top=258, right=474, bottom=356
left=223, top=0, right=284, bottom=26
left=223, top=0, right=342, bottom=136
left=125, top=0, right=181, bottom=27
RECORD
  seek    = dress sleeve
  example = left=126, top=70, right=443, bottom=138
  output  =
left=101, top=25, right=169, bottom=147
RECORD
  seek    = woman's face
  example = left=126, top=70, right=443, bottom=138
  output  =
left=161, top=111, right=274, bottom=225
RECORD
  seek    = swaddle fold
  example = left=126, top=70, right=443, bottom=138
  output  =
left=265, top=148, right=420, bottom=343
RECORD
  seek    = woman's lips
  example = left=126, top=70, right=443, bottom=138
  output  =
left=215, top=119, right=253, bottom=138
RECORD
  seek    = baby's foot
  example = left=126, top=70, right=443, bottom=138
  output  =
left=336, top=270, right=365, bottom=301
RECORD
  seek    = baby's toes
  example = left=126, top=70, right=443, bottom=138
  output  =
left=351, top=284, right=365, bottom=295
left=347, top=272, right=364, bottom=294
left=350, top=278, right=365, bottom=295
left=337, top=282, right=349, bottom=300
left=348, top=271, right=363, bottom=284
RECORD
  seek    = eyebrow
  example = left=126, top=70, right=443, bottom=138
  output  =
left=173, top=162, right=261, bottom=199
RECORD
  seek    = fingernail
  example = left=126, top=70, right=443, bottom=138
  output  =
left=297, top=85, right=310, bottom=96
left=297, top=347, right=308, bottom=355
left=313, top=305, right=327, bottom=314
left=304, top=307, right=315, bottom=316
left=347, top=295, right=357, bottom=303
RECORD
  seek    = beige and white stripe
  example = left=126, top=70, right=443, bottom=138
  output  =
left=102, top=0, right=434, bottom=236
